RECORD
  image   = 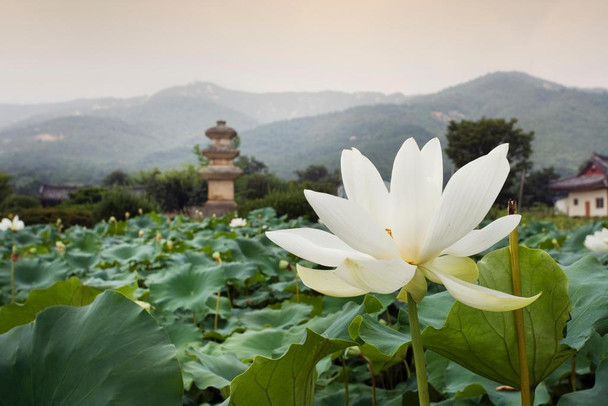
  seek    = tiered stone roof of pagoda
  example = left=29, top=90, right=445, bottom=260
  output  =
left=549, top=153, right=608, bottom=191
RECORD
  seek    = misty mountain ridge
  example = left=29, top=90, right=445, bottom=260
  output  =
left=0, top=71, right=606, bottom=186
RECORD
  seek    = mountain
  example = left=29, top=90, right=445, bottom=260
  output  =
left=153, top=82, right=410, bottom=124
left=0, top=83, right=410, bottom=184
left=0, top=72, right=606, bottom=186
left=241, top=72, right=608, bottom=178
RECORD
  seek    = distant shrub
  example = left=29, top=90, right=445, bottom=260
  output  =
left=0, top=194, right=41, bottom=213
left=235, top=173, right=286, bottom=203
left=136, top=166, right=204, bottom=212
left=94, top=188, right=160, bottom=221
left=17, top=207, right=95, bottom=228
left=240, top=188, right=317, bottom=220
left=64, top=186, right=105, bottom=205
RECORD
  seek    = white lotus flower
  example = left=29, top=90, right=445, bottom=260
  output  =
left=584, top=228, right=608, bottom=252
left=229, top=217, right=247, bottom=228
left=266, top=138, right=541, bottom=311
left=0, top=216, right=24, bottom=232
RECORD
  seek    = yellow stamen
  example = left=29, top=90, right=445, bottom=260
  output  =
left=385, top=228, right=393, bottom=238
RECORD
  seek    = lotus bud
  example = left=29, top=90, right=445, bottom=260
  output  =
left=109, top=216, right=117, bottom=224
left=125, top=211, right=130, bottom=220
left=344, top=347, right=361, bottom=357
left=279, top=260, right=289, bottom=270
left=138, top=230, right=144, bottom=238
left=138, top=208, right=143, bottom=215
left=56, top=241, right=66, bottom=254
left=28, top=247, right=37, bottom=255
left=155, top=232, right=162, bottom=243
left=212, top=251, right=221, bottom=262
left=166, top=240, right=174, bottom=251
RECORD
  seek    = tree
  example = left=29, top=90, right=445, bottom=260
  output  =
left=445, top=118, right=534, bottom=202
left=0, top=173, right=13, bottom=204
left=102, top=170, right=131, bottom=187
left=295, top=165, right=331, bottom=183
left=235, top=156, right=268, bottom=175
left=521, top=167, right=560, bottom=207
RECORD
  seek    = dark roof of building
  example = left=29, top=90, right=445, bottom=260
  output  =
left=38, top=184, right=82, bottom=201
left=549, top=153, right=608, bottom=191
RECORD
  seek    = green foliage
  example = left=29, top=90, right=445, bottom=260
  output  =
left=102, top=169, right=131, bottom=187
left=422, top=246, right=573, bottom=388
left=445, top=117, right=534, bottom=202
left=0, top=194, right=40, bottom=213
left=0, top=277, right=101, bottom=334
left=0, top=291, right=183, bottom=406
left=229, top=329, right=354, bottom=406
left=0, top=172, right=12, bottom=204
left=235, top=173, right=285, bottom=202
left=235, top=155, right=268, bottom=175
left=16, top=206, right=95, bottom=228
left=94, top=187, right=159, bottom=221
left=295, top=164, right=335, bottom=183
left=0, top=209, right=605, bottom=405
left=137, top=166, right=204, bottom=212
left=240, top=188, right=316, bottom=219
left=521, top=167, right=561, bottom=207
left=64, top=185, right=105, bottom=205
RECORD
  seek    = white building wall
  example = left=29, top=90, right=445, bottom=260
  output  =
left=566, top=189, right=608, bottom=217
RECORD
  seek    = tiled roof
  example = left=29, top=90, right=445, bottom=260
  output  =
left=549, top=153, right=608, bottom=191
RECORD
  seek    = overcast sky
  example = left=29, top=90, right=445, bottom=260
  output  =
left=1, top=0, right=607, bottom=103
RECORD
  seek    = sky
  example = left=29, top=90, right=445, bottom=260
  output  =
left=1, top=0, right=607, bottom=103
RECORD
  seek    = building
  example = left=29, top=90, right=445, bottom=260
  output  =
left=549, top=153, right=608, bottom=217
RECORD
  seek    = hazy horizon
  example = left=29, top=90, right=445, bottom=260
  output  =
left=1, top=0, right=607, bottom=104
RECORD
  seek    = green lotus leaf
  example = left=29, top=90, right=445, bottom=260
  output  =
left=229, top=329, right=354, bottom=406
left=101, top=243, right=155, bottom=264
left=182, top=349, right=248, bottom=392
left=237, top=301, right=313, bottom=330
left=149, top=263, right=225, bottom=316
left=0, top=277, right=101, bottom=334
left=0, top=290, right=182, bottom=406
left=426, top=351, right=551, bottom=406
left=349, top=314, right=411, bottom=356
left=556, top=358, right=608, bottom=405
left=68, top=229, right=102, bottom=253
left=422, top=246, right=573, bottom=388
left=0, top=258, right=69, bottom=296
left=561, top=255, right=608, bottom=350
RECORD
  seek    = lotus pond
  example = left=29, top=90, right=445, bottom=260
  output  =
left=0, top=208, right=607, bottom=405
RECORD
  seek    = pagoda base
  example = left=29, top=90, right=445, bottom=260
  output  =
left=200, top=200, right=238, bottom=217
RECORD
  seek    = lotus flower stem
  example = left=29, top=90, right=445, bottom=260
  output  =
left=508, top=200, right=531, bottom=406
left=570, top=355, right=577, bottom=392
left=407, top=292, right=430, bottom=406
left=10, top=244, right=17, bottom=304
left=364, top=357, right=377, bottom=406
left=214, top=290, right=221, bottom=330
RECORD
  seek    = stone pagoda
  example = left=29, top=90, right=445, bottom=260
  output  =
left=199, top=121, right=242, bottom=216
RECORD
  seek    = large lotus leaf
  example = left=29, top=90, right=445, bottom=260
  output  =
left=222, top=261, right=261, bottom=283
left=315, top=383, right=407, bottom=406
left=426, top=351, right=550, bottom=406
left=413, top=290, right=455, bottom=329
left=0, top=290, right=182, bottom=406
left=229, top=329, right=354, bottom=406
left=237, top=302, right=312, bottom=330
left=0, top=277, right=101, bottom=334
left=182, top=350, right=248, bottom=392
left=422, top=246, right=573, bottom=388
left=149, top=263, right=225, bottom=316
left=65, top=250, right=100, bottom=270
left=67, top=229, right=102, bottom=252
left=0, top=258, right=69, bottom=295
left=349, top=314, right=411, bottom=356
left=101, top=243, right=155, bottom=264
left=561, top=255, right=608, bottom=349
left=556, top=358, right=608, bottom=406
left=221, top=328, right=298, bottom=361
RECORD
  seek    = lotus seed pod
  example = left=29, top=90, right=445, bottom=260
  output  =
left=279, top=260, right=289, bottom=269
